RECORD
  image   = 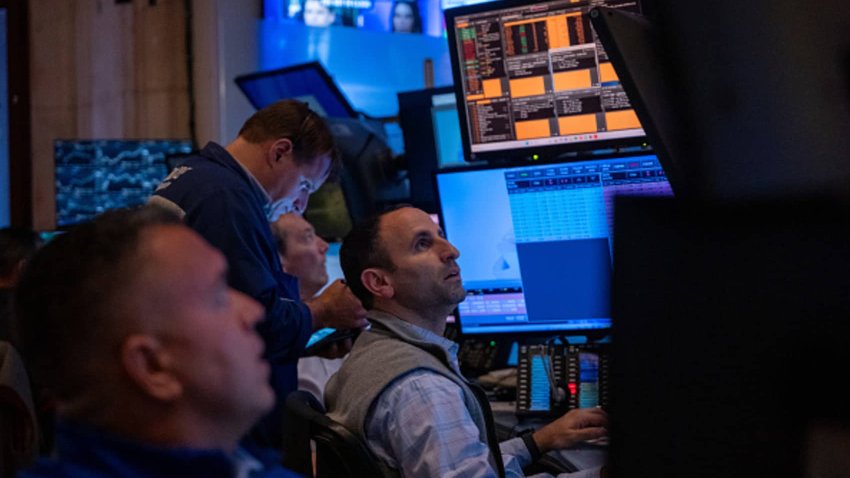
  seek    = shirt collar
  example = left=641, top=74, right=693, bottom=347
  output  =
left=233, top=156, right=272, bottom=205
left=368, top=310, right=461, bottom=368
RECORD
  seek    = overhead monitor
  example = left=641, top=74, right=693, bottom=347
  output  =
left=266, top=0, right=498, bottom=37
left=54, top=139, right=193, bottom=227
left=587, top=7, right=686, bottom=197
left=445, top=0, right=647, bottom=163
left=235, top=61, right=357, bottom=118
left=397, top=86, right=465, bottom=212
left=435, top=152, right=671, bottom=336
left=590, top=2, right=850, bottom=201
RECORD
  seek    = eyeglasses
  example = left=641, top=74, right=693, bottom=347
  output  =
left=296, top=176, right=320, bottom=195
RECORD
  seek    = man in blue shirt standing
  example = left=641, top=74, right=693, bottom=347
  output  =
left=14, top=206, right=300, bottom=477
left=149, top=99, right=367, bottom=449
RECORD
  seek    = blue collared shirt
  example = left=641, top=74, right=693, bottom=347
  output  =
left=18, top=421, right=301, bottom=478
left=150, top=142, right=312, bottom=448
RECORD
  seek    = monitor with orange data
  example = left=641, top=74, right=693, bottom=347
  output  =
left=445, top=0, right=647, bottom=162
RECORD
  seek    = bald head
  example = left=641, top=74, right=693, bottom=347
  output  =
left=272, top=213, right=330, bottom=299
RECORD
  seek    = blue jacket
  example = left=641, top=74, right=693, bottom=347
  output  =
left=17, top=422, right=301, bottom=478
left=150, top=142, right=312, bottom=447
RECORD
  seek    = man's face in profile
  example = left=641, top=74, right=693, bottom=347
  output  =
left=139, top=225, right=274, bottom=424
left=275, top=213, right=329, bottom=298
left=374, top=207, right=465, bottom=312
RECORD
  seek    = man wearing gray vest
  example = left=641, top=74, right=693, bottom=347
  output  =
left=325, top=206, right=609, bottom=477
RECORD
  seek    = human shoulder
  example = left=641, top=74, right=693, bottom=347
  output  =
left=153, top=144, right=249, bottom=195
left=377, top=368, right=465, bottom=412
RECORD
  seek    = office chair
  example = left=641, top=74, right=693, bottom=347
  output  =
left=284, top=390, right=388, bottom=478
left=0, top=341, right=39, bottom=478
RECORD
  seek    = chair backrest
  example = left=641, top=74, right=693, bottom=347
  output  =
left=0, top=341, right=39, bottom=478
left=284, top=390, right=388, bottom=478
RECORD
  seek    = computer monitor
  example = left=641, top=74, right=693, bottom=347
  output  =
left=610, top=197, right=850, bottom=478
left=587, top=7, right=687, bottom=196
left=397, top=86, right=465, bottom=212
left=445, top=0, right=647, bottom=163
left=590, top=2, right=850, bottom=201
left=54, top=139, right=194, bottom=227
left=435, top=152, right=671, bottom=336
left=234, top=61, right=357, bottom=118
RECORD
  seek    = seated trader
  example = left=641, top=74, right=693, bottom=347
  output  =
left=13, top=206, right=298, bottom=477
left=271, top=213, right=348, bottom=402
left=325, top=206, right=609, bottom=477
left=150, top=99, right=367, bottom=448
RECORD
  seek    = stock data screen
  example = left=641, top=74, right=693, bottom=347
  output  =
left=448, top=0, right=644, bottom=156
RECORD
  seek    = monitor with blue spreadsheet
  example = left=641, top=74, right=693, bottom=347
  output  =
left=435, top=152, right=672, bottom=335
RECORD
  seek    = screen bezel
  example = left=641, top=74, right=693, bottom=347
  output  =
left=587, top=6, right=689, bottom=198
left=433, top=150, right=666, bottom=338
left=444, top=0, right=648, bottom=164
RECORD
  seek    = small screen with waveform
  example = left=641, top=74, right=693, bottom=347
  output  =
left=446, top=0, right=645, bottom=161
left=55, top=139, right=193, bottom=227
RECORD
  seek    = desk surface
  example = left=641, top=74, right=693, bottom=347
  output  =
left=490, top=401, right=608, bottom=474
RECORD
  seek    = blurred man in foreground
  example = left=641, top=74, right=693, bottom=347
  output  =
left=14, top=206, right=298, bottom=477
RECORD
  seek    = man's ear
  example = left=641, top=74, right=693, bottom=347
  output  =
left=361, top=268, right=394, bottom=300
left=268, top=138, right=294, bottom=167
left=121, top=335, right=183, bottom=402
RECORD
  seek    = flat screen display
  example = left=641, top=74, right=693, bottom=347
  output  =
left=445, top=0, right=646, bottom=162
left=436, top=152, right=670, bottom=335
left=266, top=0, right=498, bottom=37
left=55, top=139, right=193, bottom=227
left=235, top=62, right=357, bottom=118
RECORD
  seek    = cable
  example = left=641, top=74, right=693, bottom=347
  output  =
left=540, top=337, right=568, bottom=405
